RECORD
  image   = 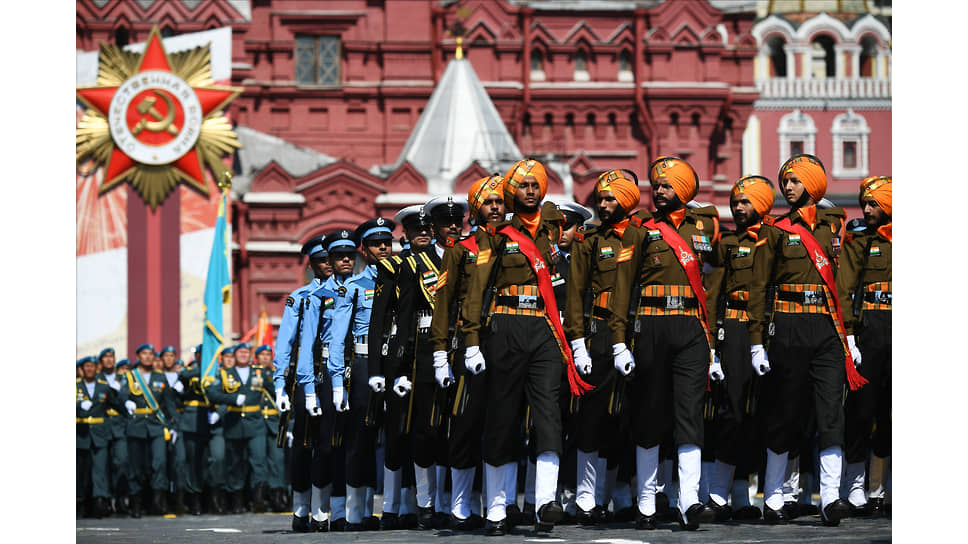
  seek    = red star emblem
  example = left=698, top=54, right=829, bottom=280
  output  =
left=76, top=26, right=241, bottom=208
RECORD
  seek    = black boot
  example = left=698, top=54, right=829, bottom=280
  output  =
left=115, top=495, right=129, bottom=517
left=93, top=497, right=108, bottom=519
left=77, top=500, right=84, bottom=520
left=188, top=493, right=202, bottom=516
left=172, top=489, right=186, bottom=515
left=232, top=490, right=247, bottom=514
left=128, top=494, right=142, bottom=518
left=535, top=501, right=564, bottom=532
left=150, top=490, right=167, bottom=516
left=251, top=483, right=267, bottom=513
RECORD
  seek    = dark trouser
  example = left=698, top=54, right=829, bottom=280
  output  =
left=182, top=432, right=208, bottom=494
left=264, top=421, right=288, bottom=489
left=128, top=434, right=168, bottom=493
left=108, top=433, right=129, bottom=497
left=845, top=310, right=892, bottom=463
left=407, top=335, right=445, bottom=469
left=206, top=427, right=225, bottom=490
left=168, top=437, right=186, bottom=492
left=482, top=314, right=563, bottom=466
left=345, top=356, right=378, bottom=488
left=289, top=387, right=334, bottom=492
left=762, top=313, right=846, bottom=454
left=447, top=340, right=488, bottom=470
left=77, top=445, right=110, bottom=500
left=224, top=430, right=268, bottom=492
left=712, top=318, right=760, bottom=467
left=572, top=318, right=620, bottom=453
left=629, top=315, right=709, bottom=449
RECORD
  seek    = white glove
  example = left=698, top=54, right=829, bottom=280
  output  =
left=108, top=380, right=121, bottom=392
left=709, top=350, right=725, bottom=381
left=333, top=387, right=349, bottom=412
left=369, top=376, right=386, bottom=393
left=847, top=335, right=862, bottom=368
left=276, top=391, right=290, bottom=412
left=124, top=400, right=136, bottom=415
left=571, top=338, right=592, bottom=377
left=172, top=380, right=184, bottom=394
left=305, top=392, right=323, bottom=416
left=169, top=430, right=178, bottom=445
left=751, top=344, right=771, bottom=376
left=80, top=400, right=93, bottom=411
left=464, top=345, right=486, bottom=375
left=235, top=393, right=246, bottom=406
left=286, top=431, right=294, bottom=448
left=392, top=376, right=413, bottom=398
left=613, top=343, right=635, bottom=376
left=208, top=411, right=220, bottom=425
left=432, top=351, right=454, bottom=388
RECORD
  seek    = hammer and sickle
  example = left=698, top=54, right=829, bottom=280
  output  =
left=132, top=91, right=179, bottom=136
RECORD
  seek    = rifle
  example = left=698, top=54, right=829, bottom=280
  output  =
left=333, top=288, right=359, bottom=447
left=276, top=298, right=304, bottom=449
left=705, top=246, right=733, bottom=423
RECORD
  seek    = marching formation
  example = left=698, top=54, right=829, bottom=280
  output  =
left=76, top=154, right=891, bottom=536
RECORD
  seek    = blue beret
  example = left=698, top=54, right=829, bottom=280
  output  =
left=116, top=358, right=130, bottom=368
left=192, top=344, right=202, bottom=354
left=222, top=345, right=236, bottom=355
left=160, top=345, right=177, bottom=355
left=327, top=229, right=358, bottom=253
left=98, top=347, right=115, bottom=359
left=136, top=343, right=155, bottom=355
left=77, top=356, right=97, bottom=367
left=355, top=218, right=396, bottom=243
left=177, top=359, right=184, bottom=366
left=255, top=344, right=272, bottom=355
left=235, top=342, right=252, bottom=351
left=302, top=235, right=328, bottom=259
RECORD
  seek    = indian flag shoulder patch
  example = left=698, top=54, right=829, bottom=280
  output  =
left=870, top=246, right=881, bottom=256
left=737, top=245, right=751, bottom=257
left=506, top=241, right=520, bottom=253
left=324, top=297, right=335, bottom=309
left=364, top=289, right=375, bottom=300
left=600, top=246, right=614, bottom=259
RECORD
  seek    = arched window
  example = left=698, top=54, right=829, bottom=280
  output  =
left=115, top=26, right=130, bottom=47
left=831, top=109, right=870, bottom=178
left=530, top=49, right=546, bottom=81
left=810, top=35, right=836, bottom=78
left=859, top=35, right=878, bottom=78
left=618, top=49, right=633, bottom=82
left=778, top=109, right=816, bottom=162
left=766, top=35, right=787, bottom=77
left=574, top=49, right=589, bottom=81
left=161, top=26, right=175, bottom=38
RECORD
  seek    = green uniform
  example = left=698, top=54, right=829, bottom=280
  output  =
left=97, top=370, right=131, bottom=507
left=77, top=376, right=123, bottom=502
left=175, top=364, right=213, bottom=500
left=117, top=368, right=178, bottom=498
left=260, top=379, right=288, bottom=499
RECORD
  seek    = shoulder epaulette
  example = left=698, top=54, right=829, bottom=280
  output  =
left=251, top=364, right=262, bottom=369
left=574, top=232, right=585, bottom=243
left=761, top=215, right=776, bottom=226
left=820, top=206, right=846, bottom=219
left=76, top=377, right=82, bottom=383
left=97, top=378, right=108, bottom=385
left=690, top=205, right=719, bottom=218
left=629, top=216, right=643, bottom=228
left=484, top=223, right=497, bottom=235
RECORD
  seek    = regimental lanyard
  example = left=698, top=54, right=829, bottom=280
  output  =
left=131, top=370, right=167, bottom=426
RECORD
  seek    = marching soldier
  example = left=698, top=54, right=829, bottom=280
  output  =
left=429, top=175, right=507, bottom=530
left=96, top=348, right=131, bottom=516
left=77, top=355, right=123, bottom=518
left=159, top=345, right=188, bottom=515
left=205, top=346, right=232, bottom=514
left=205, top=342, right=274, bottom=514
left=368, top=205, right=434, bottom=530
left=175, top=347, right=215, bottom=516
left=564, top=171, right=639, bottom=526
left=461, top=158, right=593, bottom=535
left=703, top=175, right=777, bottom=521
left=838, top=176, right=892, bottom=517
left=746, top=154, right=865, bottom=526
left=256, top=344, right=289, bottom=513
left=118, top=344, right=179, bottom=517
left=329, top=217, right=397, bottom=530
left=607, top=156, right=721, bottom=530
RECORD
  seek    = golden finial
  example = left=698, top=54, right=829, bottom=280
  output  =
left=456, top=36, right=464, bottom=60
left=218, top=170, right=233, bottom=191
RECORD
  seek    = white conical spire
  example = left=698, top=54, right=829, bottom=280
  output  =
left=394, top=57, right=522, bottom=194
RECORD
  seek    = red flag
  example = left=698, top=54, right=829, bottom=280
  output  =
left=255, top=309, right=274, bottom=349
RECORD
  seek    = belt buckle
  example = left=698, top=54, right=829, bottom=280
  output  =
left=877, top=291, right=891, bottom=305
left=666, top=295, right=684, bottom=310
left=518, top=295, right=539, bottom=310
left=803, top=291, right=823, bottom=305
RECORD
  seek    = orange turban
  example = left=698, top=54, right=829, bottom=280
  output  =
left=731, top=175, right=775, bottom=217
left=596, top=169, right=641, bottom=212
left=649, top=156, right=698, bottom=203
left=468, top=174, right=505, bottom=216
left=504, top=159, right=548, bottom=212
left=860, top=175, right=892, bottom=217
left=779, top=154, right=827, bottom=203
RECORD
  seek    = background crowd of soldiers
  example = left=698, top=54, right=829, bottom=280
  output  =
left=76, top=153, right=891, bottom=535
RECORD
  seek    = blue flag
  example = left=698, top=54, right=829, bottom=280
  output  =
left=202, top=190, right=231, bottom=380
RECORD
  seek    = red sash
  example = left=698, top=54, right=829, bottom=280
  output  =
left=458, top=237, right=479, bottom=253
left=498, top=225, right=594, bottom=396
left=642, top=218, right=711, bottom=337
left=772, top=217, right=868, bottom=391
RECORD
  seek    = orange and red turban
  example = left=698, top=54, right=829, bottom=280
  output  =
left=649, top=156, right=699, bottom=203
left=860, top=175, right=892, bottom=217
left=503, top=159, right=548, bottom=212
left=468, top=174, right=505, bottom=216
left=595, top=169, right=641, bottom=212
left=779, top=154, right=827, bottom=203
left=731, top=175, right=775, bottom=217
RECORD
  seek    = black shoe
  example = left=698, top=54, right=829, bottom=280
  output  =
left=484, top=518, right=507, bottom=536
left=614, top=506, right=636, bottom=523
left=229, top=491, right=245, bottom=514
left=292, top=515, right=311, bottom=532
left=417, top=506, right=435, bottom=529
left=868, top=497, right=886, bottom=517
left=677, top=503, right=713, bottom=531
left=635, top=510, right=657, bottom=530
left=763, top=503, right=791, bottom=524
left=250, top=483, right=267, bottom=514
left=595, top=505, right=612, bottom=523
left=798, top=502, right=819, bottom=516
left=522, top=501, right=535, bottom=519
left=576, top=505, right=599, bottom=526
left=211, top=490, right=227, bottom=515
left=453, top=513, right=484, bottom=531
left=847, top=501, right=874, bottom=518
left=380, top=512, right=400, bottom=530
left=363, top=515, right=381, bottom=531
left=128, top=494, right=142, bottom=519
left=93, top=497, right=108, bottom=519
left=330, top=518, right=347, bottom=531
left=345, top=522, right=364, bottom=531
left=655, top=492, right=671, bottom=515
left=730, top=505, right=761, bottom=521
left=432, top=511, right=450, bottom=529
left=505, top=503, right=522, bottom=527
left=821, top=499, right=852, bottom=527
left=705, top=500, right=733, bottom=522
left=535, top=501, right=564, bottom=532
left=115, top=495, right=129, bottom=516
left=149, top=490, right=166, bottom=516
left=271, top=489, right=288, bottom=513
left=399, top=513, right=419, bottom=529
left=171, top=489, right=186, bottom=516
left=311, top=517, right=330, bottom=531
left=188, top=493, right=202, bottom=516
left=782, top=501, right=801, bottom=519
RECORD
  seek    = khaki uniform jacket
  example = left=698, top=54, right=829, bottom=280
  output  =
left=747, top=206, right=846, bottom=346
left=835, top=225, right=892, bottom=335
left=461, top=202, right=563, bottom=348
left=608, top=206, right=720, bottom=345
left=429, top=232, right=483, bottom=354
left=563, top=222, right=627, bottom=342
left=705, top=227, right=759, bottom=348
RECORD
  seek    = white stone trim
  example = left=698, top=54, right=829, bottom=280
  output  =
left=242, top=192, right=306, bottom=204
left=244, top=241, right=303, bottom=253
left=830, top=109, right=870, bottom=179
left=777, top=109, right=816, bottom=162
